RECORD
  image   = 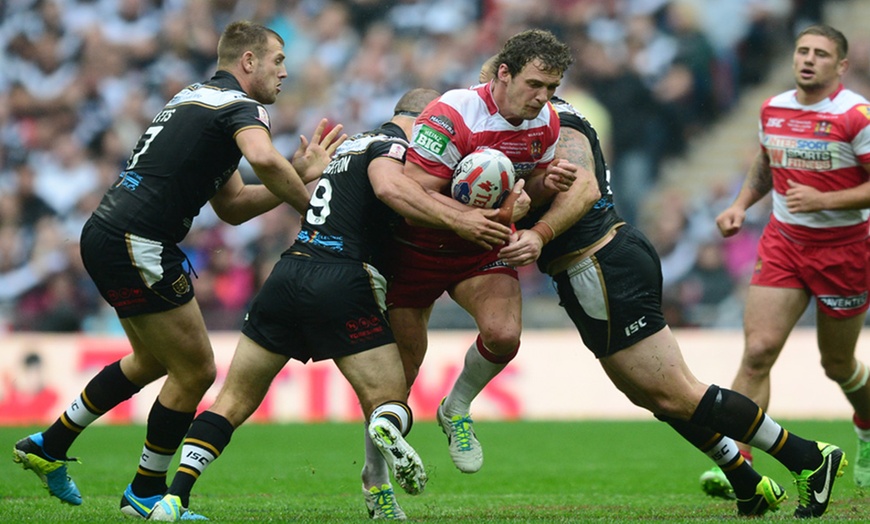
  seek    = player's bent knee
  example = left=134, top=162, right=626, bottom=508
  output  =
left=178, top=362, right=217, bottom=396
left=740, top=348, right=779, bottom=372
left=478, top=330, right=520, bottom=355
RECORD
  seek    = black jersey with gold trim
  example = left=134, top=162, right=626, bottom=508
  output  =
left=93, top=71, right=270, bottom=243
left=519, top=96, right=623, bottom=273
left=292, top=122, right=408, bottom=268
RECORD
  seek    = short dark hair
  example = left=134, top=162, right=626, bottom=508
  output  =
left=796, top=24, right=848, bottom=59
left=393, top=88, right=440, bottom=116
left=493, top=29, right=573, bottom=78
left=217, top=20, right=284, bottom=67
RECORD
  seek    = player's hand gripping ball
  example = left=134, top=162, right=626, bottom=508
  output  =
left=451, top=147, right=516, bottom=209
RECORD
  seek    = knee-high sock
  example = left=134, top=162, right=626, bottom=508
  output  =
left=167, top=411, right=234, bottom=507
left=691, top=385, right=822, bottom=473
left=658, top=414, right=759, bottom=499
left=130, top=400, right=195, bottom=497
left=42, top=361, right=141, bottom=459
left=371, top=401, right=412, bottom=435
left=362, top=401, right=413, bottom=488
left=444, top=335, right=517, bottom=416
left=362, top=421, right=389, bottom=488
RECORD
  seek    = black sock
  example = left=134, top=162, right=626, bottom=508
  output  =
left=168, top=411, right=235, bottom=507
left=43, top=361, right=141, bottom=459
left=657, top=413, right=761, bottom=498
left=130, top=400, right=195, bottom=497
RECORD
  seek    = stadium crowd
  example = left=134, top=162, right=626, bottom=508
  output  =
left=0, top=0, right=857, bottom=332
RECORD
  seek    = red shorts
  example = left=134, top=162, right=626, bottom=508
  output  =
left=752, top=224, right=870, bottom=318
left=386, top=242, right=517, bottom=309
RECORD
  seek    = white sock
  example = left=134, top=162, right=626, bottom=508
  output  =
left=444, top=338, right=511, bottom=417
left=371, top=402, right=411, bottom=434
left=361, top=422, right=389, bottom=488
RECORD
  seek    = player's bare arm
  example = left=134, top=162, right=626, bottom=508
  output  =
left=500, top=127, right=600, bottom=267
left=235, top=126, right=311, bottom=214
left=747, top=150, right=774, bottom=197
left=786, top=163, right=870, bottom=212
left=716, top=151, right=772, bottom=237
left=370, top=158, right=510, bottom=249
left=210, top=170, right=281, bottom=225
left=292, top=118, right=348, bottom=184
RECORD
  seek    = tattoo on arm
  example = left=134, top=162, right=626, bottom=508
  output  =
left=748, top=153, right=773, bottom=195
left=558, top=128, right=592, bottom=169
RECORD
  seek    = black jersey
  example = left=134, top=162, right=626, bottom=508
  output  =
left=291, top=122, right=408, bottom=268
left=93, top=71, right=271, bottom=243
left=518, top=96, right=624, bottom=274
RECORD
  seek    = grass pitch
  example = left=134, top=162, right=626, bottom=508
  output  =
left=2, top=420, right=867, bottom=522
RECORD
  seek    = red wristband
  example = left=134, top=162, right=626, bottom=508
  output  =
left=530, top=221, right=555, bottom=245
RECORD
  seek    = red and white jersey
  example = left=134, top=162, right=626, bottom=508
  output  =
left=760, top=84, right=870, bottom=244
left=400, top=82, right=560, bottom=252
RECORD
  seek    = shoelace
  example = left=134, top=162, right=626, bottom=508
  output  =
left=451, top=415, right=475, bottom=451
left=793, top=473, right=811, bottom=506
left=374, top=487, right=399, bottom=519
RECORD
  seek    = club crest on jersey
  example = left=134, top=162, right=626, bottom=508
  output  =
left=529, top=140, right=543, bottom=159
left=256, top=106, right=271, bottom=128
left=813, top=121, right=832, bottom=136
left=858, top=105, right=870, bottom=121
left=172, top=274, right=190, bottom=296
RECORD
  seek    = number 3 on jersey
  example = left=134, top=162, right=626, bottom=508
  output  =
left=307, top=178, right=333, bottom=225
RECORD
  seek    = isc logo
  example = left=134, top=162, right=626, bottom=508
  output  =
left=185, top=451, right=210, bottom=466
left=624, top=316, right=647, bottom=337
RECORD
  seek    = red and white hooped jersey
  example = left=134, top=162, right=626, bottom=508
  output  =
left=400, top=81, right=560, bottom=252
left=760, top=84, right=870, bottom=245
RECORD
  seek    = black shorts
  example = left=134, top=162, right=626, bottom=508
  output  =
left=79, top=217, right=194, bottom=318
left=553, top=224, right=667, bottom=358
left=242, top=252, right=395, bottom=362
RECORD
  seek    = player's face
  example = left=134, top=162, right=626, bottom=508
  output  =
left=250, top=36, right=288, bottom=105
left=792, top=34, right=847, bottom=96
left=499, top=60, right=561, bottom=123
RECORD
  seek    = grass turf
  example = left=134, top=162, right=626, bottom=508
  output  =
left=2, top=420, right=868, bottom=522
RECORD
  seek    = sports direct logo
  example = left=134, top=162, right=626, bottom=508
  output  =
left=767, top=145, right=834, bottom=171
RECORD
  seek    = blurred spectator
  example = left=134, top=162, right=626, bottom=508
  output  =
left=677, top=240, right=737, bottom=326
left=0, top=217, right=70, bottom=326
left=28, top=132, right=100, bottom=216
left=577, top=37, right=664, bottom=224
left=844, top=36, right=870, bottom=98
left=3, top=161, right=57, bottom=228
left=661, top=1, right=719, bottom=127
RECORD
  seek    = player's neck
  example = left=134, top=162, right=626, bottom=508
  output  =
left=795, top=83, right=840, bottom=106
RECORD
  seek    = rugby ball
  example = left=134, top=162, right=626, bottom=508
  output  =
left=451, top=148, right=515, bottom=209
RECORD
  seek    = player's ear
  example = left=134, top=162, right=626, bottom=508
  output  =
left=242, top=51, right=256, bottom=73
